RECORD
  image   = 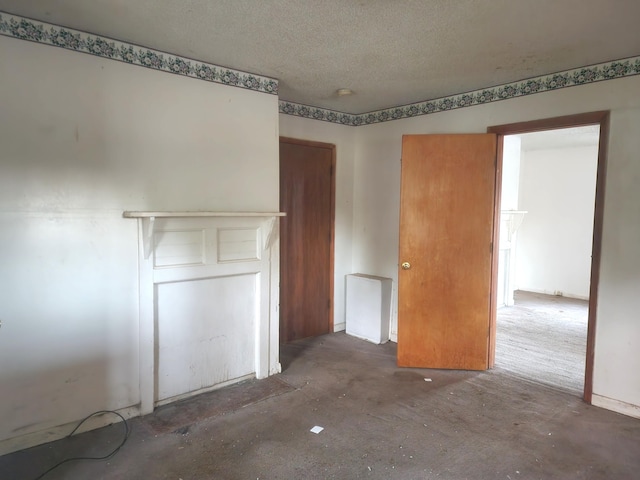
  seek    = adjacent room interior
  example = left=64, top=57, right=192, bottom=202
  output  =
left=496, top=127, right=599, bottom=395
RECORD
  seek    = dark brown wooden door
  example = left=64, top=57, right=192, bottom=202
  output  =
left=279, top=138, right=334, bottom=343
left=397, top=134, right=497, bottom=370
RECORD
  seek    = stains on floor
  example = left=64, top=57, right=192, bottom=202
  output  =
left=2, top=333, right=639, bottom=479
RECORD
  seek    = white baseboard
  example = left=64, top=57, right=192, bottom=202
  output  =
left=155, top=373, right=255, bottom=407
left=333, top=322, right=346, bottom=332
left=516, top=288, right=589, bottom=301
left=592, top=394, right=640, bottom=419
left=0, top=405, right=140, bottom=457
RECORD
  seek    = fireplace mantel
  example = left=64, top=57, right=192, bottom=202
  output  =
left=123, top=211, right=286, bottom=259
left=124, top=211, right=284, bottom=414
left=123, top=211, right=286, bottom=218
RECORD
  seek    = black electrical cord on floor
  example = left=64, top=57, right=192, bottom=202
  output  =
left=33, top=410, right=130, bottom=480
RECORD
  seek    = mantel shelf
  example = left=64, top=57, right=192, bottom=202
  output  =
left=123, top=211, right=286, bottom=218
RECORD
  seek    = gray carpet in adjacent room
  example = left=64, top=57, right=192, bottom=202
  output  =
left=496, top=291, right=588, bottom=395
left=2, top=331, right=639, bottom=479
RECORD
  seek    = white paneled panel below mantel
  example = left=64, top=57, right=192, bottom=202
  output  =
left=124, top=211, right=285, bottom=413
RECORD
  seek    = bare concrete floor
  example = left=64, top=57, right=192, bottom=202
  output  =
left=2, top=333, right=640, bottom=479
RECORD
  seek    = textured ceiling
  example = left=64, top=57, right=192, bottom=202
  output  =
left=1, top=1, right=639, bottom=114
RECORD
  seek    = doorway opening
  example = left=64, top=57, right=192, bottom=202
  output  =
left=495, top=126, right=600, bottom=395
left=489, top=112, right=609, bottom=403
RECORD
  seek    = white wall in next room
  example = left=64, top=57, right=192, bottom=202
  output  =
left=515, top=142, right=599, bottom=299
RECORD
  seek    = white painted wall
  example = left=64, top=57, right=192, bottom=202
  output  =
left=352, top=75, right=640, bottom=417
left=515, top=145, right=598, bottom=299
left=0, top=36, right=279, bottom=453
left=351, top=125, right=402, bottom=340
left=497, top=136, right=522, bottom=307
left=501, top=136, right=522, bottom=210
left=278, top=114, right=356, bottom=332
left=593, top=107, right=640, bottom=416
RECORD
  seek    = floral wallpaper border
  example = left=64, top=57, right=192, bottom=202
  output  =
left=2, top=12, right=639, bottom=125
left=280, top=55, right=640, bottom=126
left=0, top=12, right=278, bottom=95
left=279, top=101, right=359, bottom=126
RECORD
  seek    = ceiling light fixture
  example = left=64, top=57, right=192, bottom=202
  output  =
left=336, top=88, right=354, bottom=97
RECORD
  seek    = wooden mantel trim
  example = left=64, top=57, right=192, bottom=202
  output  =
left=123, top=211, right=286, bottom=218
left=123, top=211, right=285, bottom=259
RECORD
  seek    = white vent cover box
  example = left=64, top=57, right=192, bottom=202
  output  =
left=345, top=274, right=392, bottom=344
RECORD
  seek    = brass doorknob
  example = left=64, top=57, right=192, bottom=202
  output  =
left=401, top=262, right=411, bottom=270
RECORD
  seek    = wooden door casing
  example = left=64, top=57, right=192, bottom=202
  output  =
left=488, top=111, right=610, bottom=403
left=398, top=134, right=497, bottom=370
left=279, top=138, right=335, bottom=343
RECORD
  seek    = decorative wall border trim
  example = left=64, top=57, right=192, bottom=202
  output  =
left=279, top=55, right=640, bottom=126
left=2, top=12, right=639, bottom=124
left=0, top=12, right=278, bottom=95
left=278, top=101, right=358, bottom=126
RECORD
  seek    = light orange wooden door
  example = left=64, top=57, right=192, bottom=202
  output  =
left=279, top=138, right=335, bottom=343
left=398, top=134, right=497, bottom=370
